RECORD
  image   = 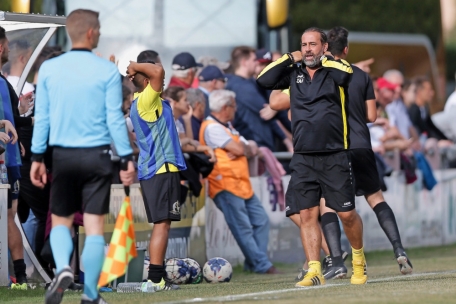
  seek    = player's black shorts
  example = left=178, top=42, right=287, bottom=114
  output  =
left=51, top=146, right=113, bottom=217
left=140, top=171, right=182, bottom=223
left=285, top=151, right=355, bottom=216
left=7, top=166, right=21, bottom=209
left=350, top=148, right=381, bottom=196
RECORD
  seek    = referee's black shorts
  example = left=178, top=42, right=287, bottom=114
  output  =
left=350, top=148, right=381, bottom=197
left=140, top=171, right=182, bottom=224
left=51, top=146, right=113, bottom=217
left=285, top=150, right=355, bottom=215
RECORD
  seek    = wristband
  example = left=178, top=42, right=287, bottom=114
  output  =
left=286, top=52, right=295, bottom=63
left=120, top=154, right=133, bottom=170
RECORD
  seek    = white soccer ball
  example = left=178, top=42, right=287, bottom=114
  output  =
left=203, top=257, right=232, bottom=283
left=165, top=258, right=190, bottom=284
left=183, top=258, right=202, bottom=284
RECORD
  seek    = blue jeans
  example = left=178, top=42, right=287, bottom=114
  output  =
left=23, top=210, right=38, bottom=251
left=213, top=191, right=272, bottom=273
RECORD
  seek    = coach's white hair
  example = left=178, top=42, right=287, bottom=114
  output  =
left=172, top=67, right=193, bottom=78
left=383, top=69, right=404, bottom=81
left=209, top=90, right=236, bottom=113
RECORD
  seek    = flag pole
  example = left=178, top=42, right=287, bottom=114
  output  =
left=124, top=185, right=130, bottom=283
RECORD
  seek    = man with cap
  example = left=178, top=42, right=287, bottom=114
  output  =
left=255, top=49, right=292, bottom=135
left=168, top=52, right=202, bottom=89
left=198, top=65, right=226, bottom=117
left=254, top=49, right=273, bottom=79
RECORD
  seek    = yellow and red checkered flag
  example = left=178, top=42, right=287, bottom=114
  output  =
left=98, top=186, right=137, bottom=287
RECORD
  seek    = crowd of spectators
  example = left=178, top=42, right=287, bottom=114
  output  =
left=3, top=35, right=456, bottom=278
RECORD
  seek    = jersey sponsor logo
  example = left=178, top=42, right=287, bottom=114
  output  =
left=170, top=201, right=181, bottom=215
left=343, top=202, right=352, bottom=207
left=296, top=74, right=304, bottom=83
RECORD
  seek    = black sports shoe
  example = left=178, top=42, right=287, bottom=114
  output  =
left=45, top=266, right=74, bottom=304
left=81, top=294, right=109, bottom=304
left=395, top=249, right=413, bottom=275
left=68, top=282, right=84, bottom=292
left=323, top=264, right=348, bottom=280
left=322, top=251, right=348, bottom=273
left=162, top=279, right=180, bottom=291
left=294, top=268, right=308, bottom=281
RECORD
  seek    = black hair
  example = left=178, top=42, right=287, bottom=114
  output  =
left=122, top=85, right=132, bottom=101
left=137, top=50, right=160, bottom=63
left=303, top=27, right=328, bottom=44
left=327, top=26, right=349, bottom=56
left=0, top=26, right=5, bottom=41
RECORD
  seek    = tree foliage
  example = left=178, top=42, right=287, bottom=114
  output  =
left=0, top=0, right=12, bottom=12
left=290, top=0, right=442, bottom=47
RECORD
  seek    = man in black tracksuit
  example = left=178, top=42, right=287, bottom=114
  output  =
left=257, top=27, right=367, bottom=286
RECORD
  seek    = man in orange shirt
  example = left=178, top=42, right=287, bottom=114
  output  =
left=200, top=89, right=278, bottom=274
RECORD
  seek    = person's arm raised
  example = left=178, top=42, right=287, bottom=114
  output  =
left=126, top=61, right=165, bottom=92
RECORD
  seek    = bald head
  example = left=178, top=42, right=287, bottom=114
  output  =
left=383, top=69, right=404, bottom=86
left=383, top=69, right=404, bottom=100
left=66, top=9, right=100, bottom=48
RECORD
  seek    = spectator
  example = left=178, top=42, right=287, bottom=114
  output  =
left=162, top=86, right=215, bottom=159
left=255, top=49, right=293, bottom=144
left=200, top=89, right=278, bottom=274
left=371, top=78, right=413, bottom=153
left=433, top=73, right=456, bottom=145
left=408, top=76, right=451, bottom=145
left=168, top=52, right=202, bottom=89
left=5, top=40, right=34, bottom=116
left=271, top=50, right=282, bottom=61
left=0, top=27, right=32, bottom=290
left=254, top=49, right=273, bottom=79
left=186, top=88, right=206, bottom=141
left=402, top=79, right=416, bottom=109
left=198, top=65, right=226, bottom=117
left=383, top=69, right=418, bottom=144
left=196, top=55, right=230, bottom=88
left=226, top=46, right=292, bottom=152
left=198, top=55, right=230, bottom=71
left=163, top=86, right=193, bottom=139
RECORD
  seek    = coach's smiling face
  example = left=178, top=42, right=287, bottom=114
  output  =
left=301, top=31, right=327, bottom=68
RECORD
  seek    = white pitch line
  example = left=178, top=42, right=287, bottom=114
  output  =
left=160, top=270, right=456, bottom=304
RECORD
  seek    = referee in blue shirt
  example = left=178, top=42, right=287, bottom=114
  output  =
left=30, top=9, right=135, bottom=304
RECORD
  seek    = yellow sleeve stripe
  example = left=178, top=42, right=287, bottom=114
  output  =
left=339, top=86, right=348, bottom=149
left=137, top=84, right=163, bottom=122
left=257, top=54, right=291, bottom=79
left=322, top=57, right=353, bottom=73
left=282, top=88, right=290, bottom=96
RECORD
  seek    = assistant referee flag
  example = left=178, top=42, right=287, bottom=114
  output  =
left=98, top=187, right=137, bottom=287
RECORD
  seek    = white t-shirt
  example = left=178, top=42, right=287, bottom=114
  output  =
left=125, top=117, right=134, bottom=132
left=6, top=76, right=35, bottom=95
left=369, top=124, right=385, bottom=149
left=175, top=118, right=185, bottom=135
left=203, top=117, right=247, bottom=149
left=7, top=76, right=35, bottom=117
left=444, top=91, right=456, bottom=112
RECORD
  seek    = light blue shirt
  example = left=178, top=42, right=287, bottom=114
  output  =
left=385, top=99, right=413, bottom=139
left=32, top=50, right=132, bottom=156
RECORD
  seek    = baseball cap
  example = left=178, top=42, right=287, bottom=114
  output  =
left=377, top=77, right=398, bottom=91
left=172, top=52, right=203, bottom=70
left=198, top=65, right=226, bottom=82
left=256, top=49, right=273, bottom=64
left=198, top=55, right=230, bottom=70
